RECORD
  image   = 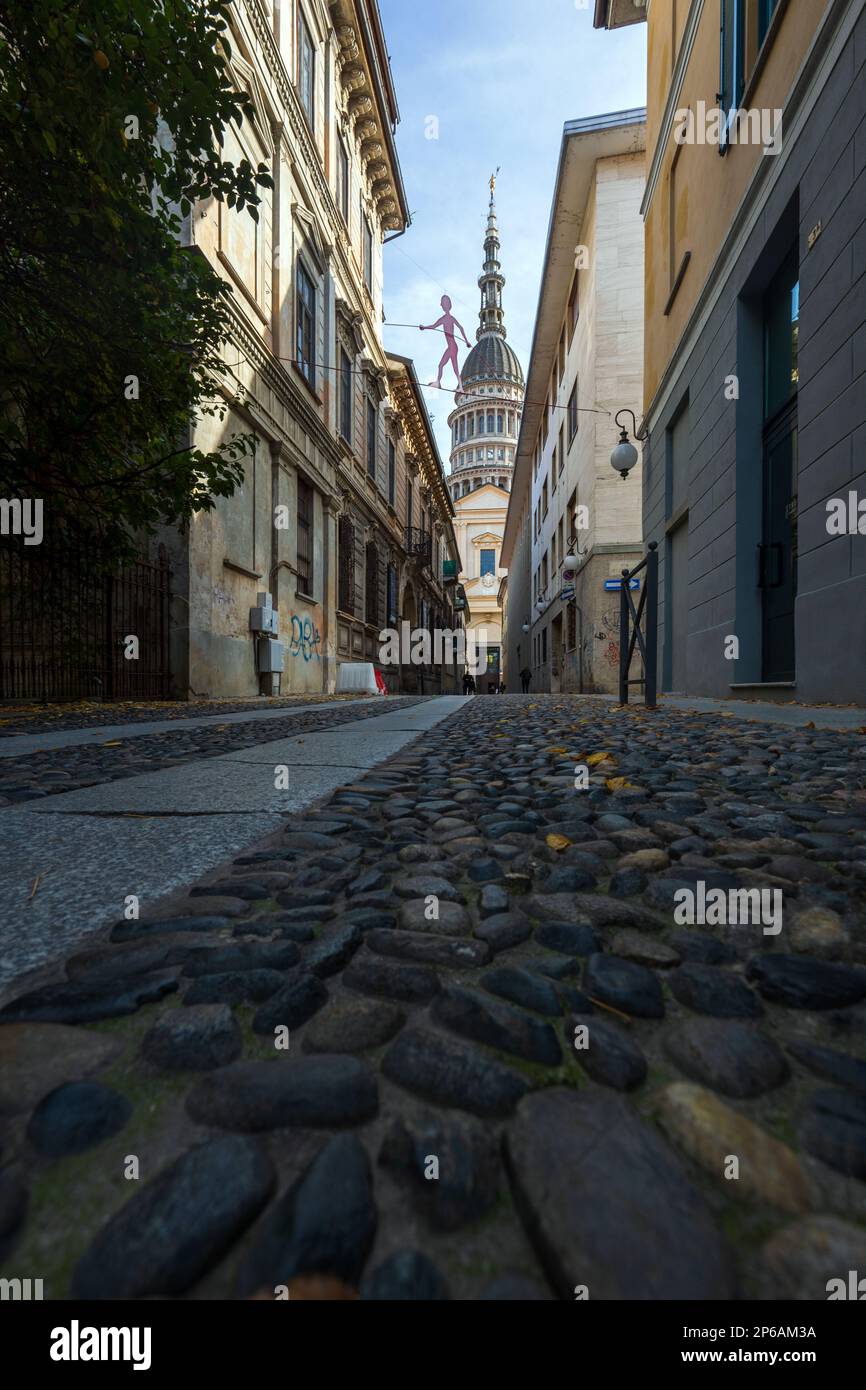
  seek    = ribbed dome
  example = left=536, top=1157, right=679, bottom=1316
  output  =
left=462, top=333, right=524, bottom=387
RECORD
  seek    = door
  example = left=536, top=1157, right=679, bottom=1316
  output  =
left=761, top=252, right=799, bottom=681
left=550, top=614, right=563, bottom=693
left=760, top=399, right=797, bottom=680
left=668, top=519, right=689, bottom=692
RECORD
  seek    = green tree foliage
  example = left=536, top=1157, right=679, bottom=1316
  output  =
left=0, top=0, right=273, bottom=562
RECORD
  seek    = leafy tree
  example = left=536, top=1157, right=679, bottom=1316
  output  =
left=0, top=0, right=273, bottom=564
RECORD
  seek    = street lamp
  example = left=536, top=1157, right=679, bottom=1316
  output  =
left=611, top=409, right=647, bottom=480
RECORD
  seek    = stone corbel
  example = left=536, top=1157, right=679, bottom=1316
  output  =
left=337, top=25, right=360, bottom=65
left=336, top=298, right=366, bottom=354
left=362, top=359, right=389, bottom=404
left=384, top=406, right=404, bottom=439
left=349, top=94, right=374, bottom=124
left=341, top=64, right=366, bottom=94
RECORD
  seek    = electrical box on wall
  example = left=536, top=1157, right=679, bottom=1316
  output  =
left=250, top=607, right=279, bottom=635
left=257, top=637, right=284, bottom=673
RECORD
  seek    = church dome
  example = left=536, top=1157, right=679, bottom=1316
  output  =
left=462, top=333, right=524, bottom=387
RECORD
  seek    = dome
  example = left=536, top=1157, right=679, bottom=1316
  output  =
left=462, top=333, right=524, bottom=388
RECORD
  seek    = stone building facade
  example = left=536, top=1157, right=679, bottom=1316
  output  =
left=502, top=111, right=647, bottom=695
left=160, top=0, right=459, bottom=697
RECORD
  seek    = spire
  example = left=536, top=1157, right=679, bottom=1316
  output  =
left=477, top=169, right=506, bottom=342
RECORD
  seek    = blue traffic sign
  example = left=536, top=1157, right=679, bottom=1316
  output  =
left=604, top=578, right=640, bottom=591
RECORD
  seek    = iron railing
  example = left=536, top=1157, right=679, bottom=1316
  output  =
left=618, top=541, right=659, bottom=709
left=0, top=542, right=172, bottom=703
left=404, top=527, right=432, bottom=566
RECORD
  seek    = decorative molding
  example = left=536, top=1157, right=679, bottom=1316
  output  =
left=335, top=297, right=366, bottom=353
left=362, top=358, right=389, bottom=403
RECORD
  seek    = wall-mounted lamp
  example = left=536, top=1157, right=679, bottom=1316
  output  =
left=611, top=409, right=648, bottom=480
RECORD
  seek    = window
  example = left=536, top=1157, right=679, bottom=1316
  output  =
left=386, top=563, right=398, bottom=626
left=407, top=478, right=413, bottom=529
left=559, top=424, right=565, bottom=475
left=365, top=541, right=379, bottom=625
left=337, top=136, right=350, bottom=223
left=764, top=247, right=799, bottom=421
left=338, top=514, right=355, bottom=613
left=480, top=549, right=496, bottom=577
left=297, top=477, right=313, bottom=595
left=551, top=443, right=557, bottom=490
left=542, top=478, right=549, bottom=517
left=366, top=398, right=377, bottom=478
left=388, top=440, right=396, bottom=507
left=497, top=412, right=504, bottom=434
left=719, top=0, right=746, bottom=147
left=459, top=417, right=465, bottom=442
left=477, top=411, right=484, bottom=434
left=363, top=213, right=373, bottom=294
left=568, top=382, right=578, bottom=444
left=296, top=261, right=316, bottom=388
left=298, top=10, right=315, bottom=130
left=568, top=274, right=579, bottom=342
left=759, top=0, right=780, bottom=46
left=420, top=506, right=426, bottom=535
left=469, top=415, right=475, bottom=437
left=339, top=347, right=352, bottom=442
left=487, top=412, right=495, bottom=433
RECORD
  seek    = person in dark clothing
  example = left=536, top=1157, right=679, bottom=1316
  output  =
left=519, top=667, right=532, bottom=694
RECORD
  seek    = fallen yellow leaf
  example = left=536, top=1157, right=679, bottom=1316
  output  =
left=102, top=740, right=123, bottom=747
left=546, top=833, right=571, bottom=852
left=587, top=751, right=614, bottom=766
left=606, top=776, right=633, bottom=791
left=547, top=746, right=567, bottom=755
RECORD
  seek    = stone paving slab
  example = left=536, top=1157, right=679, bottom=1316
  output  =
left=0, top=696, right=383, bottom=758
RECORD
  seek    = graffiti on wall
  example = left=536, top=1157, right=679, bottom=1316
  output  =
left=289, top=614, right=322, bottom=662
left=599, top=607, right=619, bottom=669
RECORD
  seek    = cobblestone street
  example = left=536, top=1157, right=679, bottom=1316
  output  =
left=2, top=694, right=865, bottom=1300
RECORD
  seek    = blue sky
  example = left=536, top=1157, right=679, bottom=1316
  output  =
left=378, top=0, right=647, bottom=468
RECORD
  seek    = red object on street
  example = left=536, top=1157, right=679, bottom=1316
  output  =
left=374, top=671, right=388, bottom=696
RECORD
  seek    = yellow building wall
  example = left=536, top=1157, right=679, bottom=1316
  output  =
left=644, top=0, right=827, bottom=408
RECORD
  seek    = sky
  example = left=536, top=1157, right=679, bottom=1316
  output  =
left=378, top=0, right=647, bottom=470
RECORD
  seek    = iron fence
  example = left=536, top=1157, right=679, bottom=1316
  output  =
left=0, top=541, right=172, bottom=703
left=619, top=541, right=659, bottom=709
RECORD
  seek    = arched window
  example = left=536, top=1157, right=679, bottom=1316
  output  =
left=477, top=411, right=484, bottom=434
left=459, top=417, right=465, bottom=442
left=487, top=412, right=494, bottom=433
left=497, top=412, right=504, bottom=433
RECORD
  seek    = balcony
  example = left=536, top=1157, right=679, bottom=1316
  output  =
left=405, top=527, right=432, bottom=567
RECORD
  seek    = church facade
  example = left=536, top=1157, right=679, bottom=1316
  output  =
left=448, top=181, right=525, bottom=691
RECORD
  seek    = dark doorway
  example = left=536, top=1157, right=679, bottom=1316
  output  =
left=668, top=519, right=689, bottom=692
left=760, top=252, right=799, bottom=681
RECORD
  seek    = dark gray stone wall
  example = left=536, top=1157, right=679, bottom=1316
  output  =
left=645, top=3, right=866, bottom=704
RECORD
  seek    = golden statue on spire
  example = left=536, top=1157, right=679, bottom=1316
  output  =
left=490, top=166, right=500, bottom=196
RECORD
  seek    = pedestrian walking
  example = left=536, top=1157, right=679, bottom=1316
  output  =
left=519, top=666, right=532, bottom=694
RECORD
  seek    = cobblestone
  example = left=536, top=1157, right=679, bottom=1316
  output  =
left=2, top=693, right=866, bottom=1300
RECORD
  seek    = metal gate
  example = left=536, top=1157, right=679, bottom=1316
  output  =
left=0, top=542, right=172, bottom=703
